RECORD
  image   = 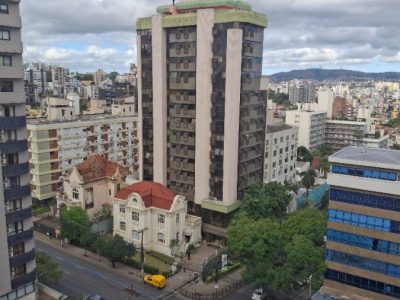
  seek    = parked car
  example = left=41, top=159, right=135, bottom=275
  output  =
left=252, top=288, right=267, bottom=300
left=143, top=274, right=166, bottom=289
left=85, top=295, right=104, bottom=300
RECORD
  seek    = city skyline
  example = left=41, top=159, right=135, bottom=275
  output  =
left=21, top=0, right=400, bottom=74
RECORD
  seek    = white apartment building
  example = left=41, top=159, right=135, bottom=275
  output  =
left=27, top=112, right=139, bottom=201
left=285, top=109, right=327, bottom=151
left=317, top=87, right=334, bottom=118
left=264, top=123, right=298, bottom=184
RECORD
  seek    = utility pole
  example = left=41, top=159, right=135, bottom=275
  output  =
left=139, top=227, right=148, bottom=278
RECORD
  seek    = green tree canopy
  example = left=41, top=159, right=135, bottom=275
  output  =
left=297, top=146, right=313, bottom=162
left=36, top=251, right=62, bottom=283
left=240, top=182, right=292, bottom=220
left=301, top=169, right=317, bottom=197
left=227, top=207, right=326, bottom=294
left=60, top=207, right=91, bottom=243
left=102, top=234, right=136, bottom=267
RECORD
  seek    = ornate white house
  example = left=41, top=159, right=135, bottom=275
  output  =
left=113, top=181, right=202, bottom=257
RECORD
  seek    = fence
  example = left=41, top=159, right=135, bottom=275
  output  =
left=180, top=280, right=244, bottom=300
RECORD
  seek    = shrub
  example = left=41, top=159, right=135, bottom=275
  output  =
left=148, top=250, right=175, bottom=265
left=204, top=263, right=241, bottom=283
left=124, top=257, right=159, bottom=274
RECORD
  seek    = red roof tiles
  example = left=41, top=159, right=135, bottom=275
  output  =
left=115, top=181, right=175, bottom=211
left=74, top=155, right=130, bottom=182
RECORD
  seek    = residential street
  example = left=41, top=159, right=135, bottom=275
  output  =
left=35, top=239, right=164, bottom=300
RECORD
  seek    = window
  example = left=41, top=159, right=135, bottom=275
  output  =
left=7, top=221, right=23, bottom=235
left=11, top=264, right=26, bottom=280
left=72, top=188, right=79, bottom=200
left=132, top=211, right=139, bottom=221
left=176, top=213, right=180, bottom=223
left=0, top=3, right=9, bottom=14
left=0, top=80, right=13, bottom=92
left=0, top=55, right=11, bottom=66
left=6, top=198, right=22, bottom=212
left=0, top=29, right=10, bottom=40
left=0, top=130, right=17, bottom=141
left=119, top=204, right=126, bottom=213
left=132, top=230, right=139, bottom=240
left=3, top=105, right=15, bottom=117
left=3, top=176, right=20, bottom=189
left=331, top=165, right=397, bottom=181
left=158, top=232, right=165, bottom=243
left=1, top=153, right=18, bottom=165
left=158, top=214, right=165, bottom=224
left=9, top=243, right=24, bottom=258
left=120, top=222, right=126, bottom=231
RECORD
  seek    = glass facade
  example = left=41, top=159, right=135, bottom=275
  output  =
left=325, top=268, right=400, bottom=298
left=326, top=229, right=400, bottom=256
left=331, top=165, right=397, bottom=181
left=326, top=249, right=400, bottom=278
left=330, top=188, right=400, bottom=212
left=328, top=209, right=400, bottom=233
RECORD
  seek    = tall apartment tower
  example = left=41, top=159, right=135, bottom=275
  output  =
left=0, top=1, right=37, bottom=299
left=324, top=146, right=400, bottom=299
left=137, top=0, right=268, bottom=238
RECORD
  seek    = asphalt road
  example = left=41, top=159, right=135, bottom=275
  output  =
left=35, top=240, right=164, bottom=300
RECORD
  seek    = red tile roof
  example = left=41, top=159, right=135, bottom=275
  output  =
left=115, top=181, right=175, bottom=211
left=74, top=155, right=130, bottom=182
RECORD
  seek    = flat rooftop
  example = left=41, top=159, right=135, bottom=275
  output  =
left=27, top=113, right=137, bottom=126
left=266, top=123, right=295, bottom=133
left=329, top=146, right=400, bottom=170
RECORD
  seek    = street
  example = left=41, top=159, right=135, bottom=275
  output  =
left=35, top=239, right=165, bottom=300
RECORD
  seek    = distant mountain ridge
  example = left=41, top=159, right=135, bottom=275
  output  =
left=269, top=68, right=400, bottom=82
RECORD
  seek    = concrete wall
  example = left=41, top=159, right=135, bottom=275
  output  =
left=194, top=9, right=214, bottom=204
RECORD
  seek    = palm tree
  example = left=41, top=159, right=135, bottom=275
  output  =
left=319, top=156, right=330, bottom=179
left=301, top=169, right=317, bottom=199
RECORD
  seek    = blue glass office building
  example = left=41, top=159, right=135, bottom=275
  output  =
left=323, top=146, right=400, bottom=300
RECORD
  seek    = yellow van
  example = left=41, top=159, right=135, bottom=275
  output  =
left=143, top=274, right=166, bottom=289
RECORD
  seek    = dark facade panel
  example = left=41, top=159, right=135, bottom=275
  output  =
left=0, top=140, right=28, bottom=154
left=2, top=162, right=29, bottom=177
left=6, top=207, right=32, bottom=224
left=0, top=116, right=27, bottom=130
left=11, top=271, right=36, bottom=290
left=9, top=250, right=35, bottom=268
left=4, top=184, right=31, bottom=201
left=7, top=228, right=33, bottom=246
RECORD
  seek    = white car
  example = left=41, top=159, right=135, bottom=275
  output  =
left=252, top=288, right=267, bottom=300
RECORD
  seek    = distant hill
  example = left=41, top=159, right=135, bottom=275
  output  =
left=269, top=69, right=400, bottom=82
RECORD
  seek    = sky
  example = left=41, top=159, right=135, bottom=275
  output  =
left=20, top=0, right=400, bottom=75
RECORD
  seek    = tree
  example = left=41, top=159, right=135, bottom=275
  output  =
left=102, top=234, right=136, bottom=267
left=60, top=207, right=91, bottom=243
left=80, top=230, right=94, bottom=256
left=240, top=182, right=292, bottom=220
left=297, top=146, right=313, bottom=162
left=319, top=156, right=330, bottom=178
left=301, top=169, right=317, bottom=198
left=36, top=251, right=62, bottom=283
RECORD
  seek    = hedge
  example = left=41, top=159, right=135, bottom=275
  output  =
left=205, top=263, right=241, bottom=283
left=124, top=257, right=159, bottom=275
left=147, top=250, right=175, bottom=265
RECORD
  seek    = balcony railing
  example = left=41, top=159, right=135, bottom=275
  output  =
left=6, top=207, right=32, bottom=223
left=7, top=228, right=34, bottom=246
left=0, top=140, right=27, bottom=154
left=4, top=184, right=30, bottom=201
left=2, top=162, right=29, bottom=177
left=9, top=250, right=35, bottom=268
left=11, top=270, right=36, bottom=290
left=0, top=116, right=26, bottom=130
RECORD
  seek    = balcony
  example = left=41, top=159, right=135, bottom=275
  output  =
left=0, top=40, right=23, bottom=54
left=0, top=116, right=26, bottom=130
left=0, top=90, right=28, bottom=104
left=7, top=228, right=33, bottom=246
left=4, top=184, right=31, bottom=201
left=11, top=270, right=36, bottom=290
left=9, top=250, right=35, bottom=268
left=2, top=162, right=29, bottom=177
left=0, top=13, right=22, bottom=28
left=6, top=207, right=32, bottom=223
left=0, top=66, right=24, bottom=79
left=0, top=140, right=27, bottom=154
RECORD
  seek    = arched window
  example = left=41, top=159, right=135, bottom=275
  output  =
left=72, top=188, right=79, bottom=200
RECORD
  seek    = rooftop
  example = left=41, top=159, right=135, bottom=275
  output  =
left=157, top=0, right=251, bottom=14
left=266, top=123, right=295, bottom=133
left=27, top=113, right=137, bottom=126
left=69, top=155, right=130, bottom=182
left=116, top=181, right=176, bottom=211
left=329, top=146, right=400, bottom=169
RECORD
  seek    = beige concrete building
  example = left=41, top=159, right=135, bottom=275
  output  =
left=28, top=112, right=139, bottom=201
left=58, top=155, right=130, bottom=219
left=0, top=1, right=36, bottom=299
left=137, top=0, right=268, bottom=240
left=113, top=181, right=202, bottom=257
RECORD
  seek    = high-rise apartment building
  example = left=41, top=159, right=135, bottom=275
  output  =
left=324, top=146, right=400, bottom=299
left=27, top=112, right=139, bottom=201
left=94, top=69, right=105, bottom=86
left=137, top=0, right=267, bottom=238
left=0, top=1, right=37, bottom=299
left=24, top=63, right=47, bottom=104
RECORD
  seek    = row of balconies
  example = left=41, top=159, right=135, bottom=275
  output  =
left=169, top=160, right=195, bottom=173
left=169, top=108, right=196, bottom=119
left=169, top=172, right=195, bottom=185
left=169, top=122, right=196, bottom=132
left=169, top=93, right=196, bottom=105
left=169, top=147, right=195, bottom=159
